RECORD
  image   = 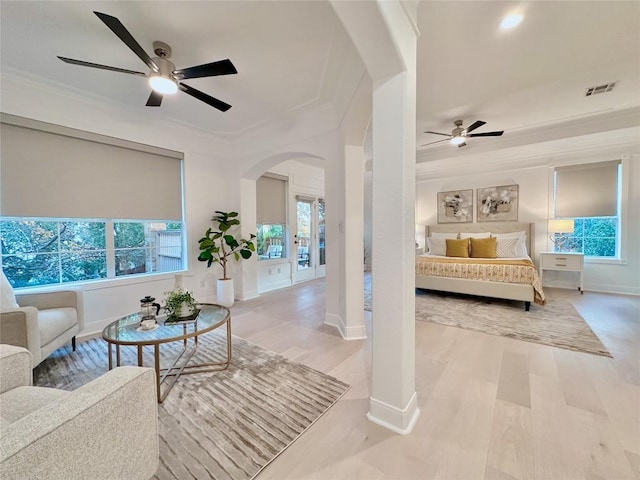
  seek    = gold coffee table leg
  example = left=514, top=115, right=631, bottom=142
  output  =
left=154, top=344, right=161, bottom=403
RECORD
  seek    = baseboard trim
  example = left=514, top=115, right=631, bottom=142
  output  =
left=324, top=313, right=340, bottom=328
left=237, top=289, right=259, bottom=301
left=367, top=392, right=420, bottom=435
left=337, top=317, right=367, bottom=340
left=258, top=279, right=292, bottom=294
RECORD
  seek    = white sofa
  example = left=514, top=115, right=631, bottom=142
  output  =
left=0, top=270, right=83, bottom=367
left=0, top=344, right=159, bottom=480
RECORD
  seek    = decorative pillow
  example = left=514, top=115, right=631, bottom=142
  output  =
left=492, top=231, right=526, bottom=242
left=492, top=231, right=528, bottom=256
left=515, top=238, right=528, bottom=257
left=430, top=232, right=459, bottom=240
left=460, top=232, right=491, bottom=239
left=445, top=238, right=470, bottom=258
left=470, top=237, right=497, bottom=258
left=0, top=269, right=19, bottom=311
left=427, top=237, right=447, bottom=256
left=495, top=237, right=521, bottom=258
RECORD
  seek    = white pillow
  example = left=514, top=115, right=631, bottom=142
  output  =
left=460, top=232, right=491, bottom=239
left=0, top=269, right=19, bottom=310
left=427, top=237, right=447, bottom=256
left=496, top=237, right=528, bottom=258
left=430, top=232, right=458, bottom=240
left=496, top=237, right=520, bottom=258
left=492, top=231, right=526, bottom=241
left=492, top=231, right=528, bottom=256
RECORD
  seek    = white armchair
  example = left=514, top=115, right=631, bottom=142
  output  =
left=0, top=344, right=159, bottom=480
left=0, top=270, right=83, bottom=367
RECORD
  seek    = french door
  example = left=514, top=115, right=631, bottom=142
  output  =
left=293, top=196, right=325, bottom=283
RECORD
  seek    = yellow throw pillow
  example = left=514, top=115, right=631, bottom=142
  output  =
left=470, top=237, right=497, bottom=258
left=445, top=238, right=470, bottom=258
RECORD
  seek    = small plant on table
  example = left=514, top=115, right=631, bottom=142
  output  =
left=163, top=289, right=197, bottom=320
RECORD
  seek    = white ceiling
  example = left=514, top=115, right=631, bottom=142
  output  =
left=1, top=1, right=639, bottom=151
left=416, top=1, right=640, bottom=155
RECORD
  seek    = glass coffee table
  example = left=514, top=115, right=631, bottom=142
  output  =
left=102, top=303, right=231, bottom=403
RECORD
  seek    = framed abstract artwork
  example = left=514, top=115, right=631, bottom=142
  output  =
left=437, top=189, right=473, bottom=223
left=477, top=184, right=519, bottom=222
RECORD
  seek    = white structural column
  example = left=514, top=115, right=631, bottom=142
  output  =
left=341, top=145, right=366, bottom=339
left=368, top=71, right=419, bottom=433
left=236, top=177, right=259, bottom=301
left=323, top=137, right=344, bottom=330
left=331, top=0, right=419, bottom=434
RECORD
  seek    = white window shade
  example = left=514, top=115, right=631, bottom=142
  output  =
left=555, top=160, right=620, bottom=218
left=1, top=116, right=183, bottom=221
left=256, top=175, right=287, bottom=224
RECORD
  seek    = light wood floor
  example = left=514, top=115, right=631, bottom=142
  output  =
left=231, top=278, right=639, bottom=480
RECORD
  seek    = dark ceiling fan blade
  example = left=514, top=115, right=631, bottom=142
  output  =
left=457, top=141, right=467, bottom=148
left=93, top=11, right=158, bottom=72
left=57, top=56, right=146, bottom=76
left=424, top=131, right=451, bottom=137
left=467, top=131, right=504, bottom=137
left=464, top=120, right=486, bottom=133
left=421, top=138, right=450, bottom=146
left=146, top=91, right=163, bottom=107
left=179, top=83, right=231, bottom=112
left=174, top=59, right=238, bottom=80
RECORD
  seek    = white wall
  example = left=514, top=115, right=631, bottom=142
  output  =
left=415, top=154, right=640, bottom=295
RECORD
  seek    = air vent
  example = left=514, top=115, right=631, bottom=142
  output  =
left=585, top=81, right=617, bottom=96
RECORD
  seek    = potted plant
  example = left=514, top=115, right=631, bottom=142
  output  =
left=163, top=288, right=197, bottom=320
left=197, top=211, right=256, bottom=307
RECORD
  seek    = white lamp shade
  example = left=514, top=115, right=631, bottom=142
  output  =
left=548, top=219, right=575, bottom=234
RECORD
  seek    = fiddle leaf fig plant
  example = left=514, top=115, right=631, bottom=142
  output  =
left=197, top=211, right=256, bottom=280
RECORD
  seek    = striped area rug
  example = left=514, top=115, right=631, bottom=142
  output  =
left=33, top=331, right=350, bottom=480
left=413, top=290, right=612, bottom=357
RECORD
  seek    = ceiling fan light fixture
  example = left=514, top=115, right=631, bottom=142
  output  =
left=500, top=12, right=524, bottom=30
left=451, top=136, right=465, bottom=146
left=149, top=75, right=178, bottom=95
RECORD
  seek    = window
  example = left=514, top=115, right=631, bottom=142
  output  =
left=1, top=218, right=183, bottom=288
left=0, top=115, right=185, bottom=288
left=256, top=224, right=285, bottom=259
left=256, top=174, right=287, bottom=261
left=553, top=160, right=621, bottom=258
left=556, top=217, right=617, bottom=257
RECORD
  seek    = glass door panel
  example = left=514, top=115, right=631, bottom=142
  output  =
left=318, top=198, right=325, bottom=266
left=296, top=199, right=312, bottom=271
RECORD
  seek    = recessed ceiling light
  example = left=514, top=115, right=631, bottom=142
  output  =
left=500, top=13, right=523, bottom=30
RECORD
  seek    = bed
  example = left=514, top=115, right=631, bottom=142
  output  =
left=415, top=222, right=545, bottom=311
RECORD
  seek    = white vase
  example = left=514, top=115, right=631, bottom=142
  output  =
left=216, top=279, right=235, bottom=307
left=173, top=274, right=185, bottom=291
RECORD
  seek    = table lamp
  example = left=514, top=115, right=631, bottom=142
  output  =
left=548, top=219, right=574, bottom=249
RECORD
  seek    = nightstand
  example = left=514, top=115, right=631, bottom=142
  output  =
left=539, top=252, right=584, bottom=293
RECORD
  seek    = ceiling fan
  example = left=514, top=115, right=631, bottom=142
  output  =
left=57, top=11, right=237, bottom=112
left=423, top=120, right=504, bottom=148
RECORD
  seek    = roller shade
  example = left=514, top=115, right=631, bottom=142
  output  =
left=555, top=160, right=620, bottom=218
left=1, top=115, right=183, bottom=220
left=256, top=174, right=287, bottom=224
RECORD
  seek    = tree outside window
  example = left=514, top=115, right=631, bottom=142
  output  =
left=554, top=217, right=617, bottom=257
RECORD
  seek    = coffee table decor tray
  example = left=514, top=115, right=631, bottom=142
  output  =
left=163, top=309, right=201, bottom=325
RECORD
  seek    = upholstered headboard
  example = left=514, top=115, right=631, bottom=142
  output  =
left=426, top=222, right=534, bottom=258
